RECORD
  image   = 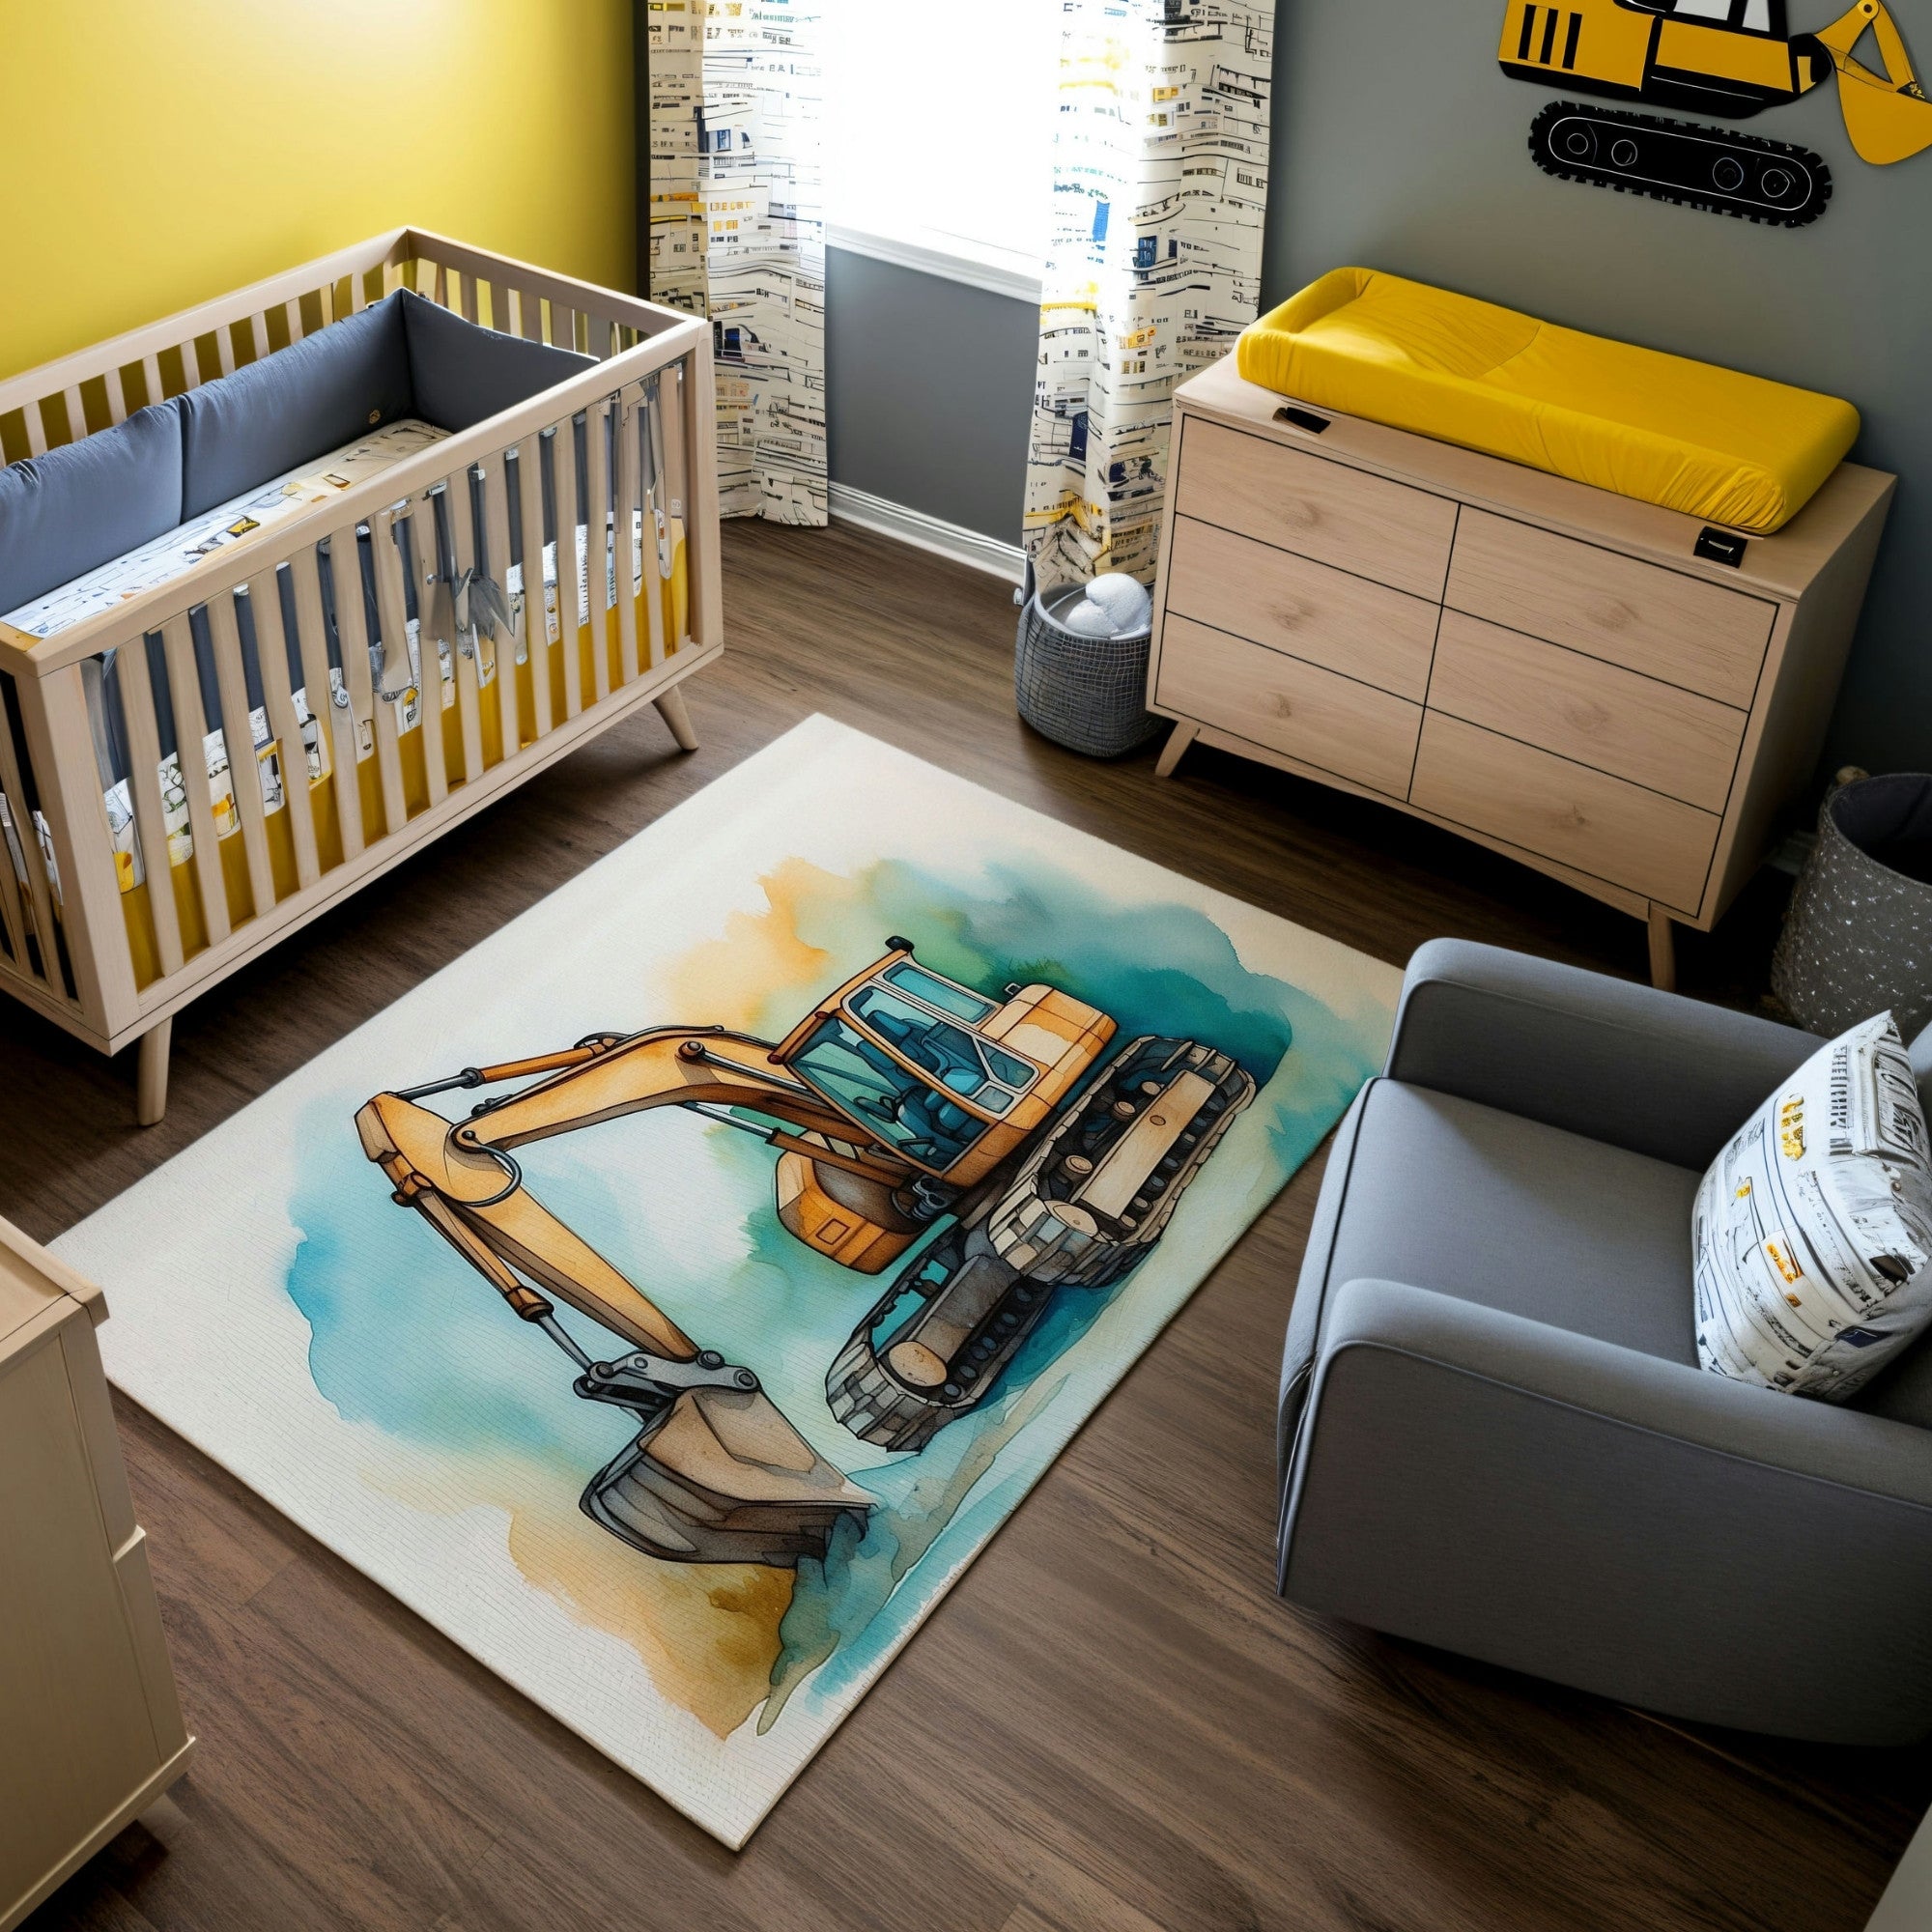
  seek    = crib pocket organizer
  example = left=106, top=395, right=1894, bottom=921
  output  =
left=0, top=230, right=719, bottom=1105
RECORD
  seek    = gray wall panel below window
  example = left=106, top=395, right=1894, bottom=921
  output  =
left=825, top=246, right=1037, bottom=547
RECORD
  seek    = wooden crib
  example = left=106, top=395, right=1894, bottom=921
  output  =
left=0, top=228, right=722, bottom=1123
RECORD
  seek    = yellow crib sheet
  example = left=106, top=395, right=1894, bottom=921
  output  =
left=1236, top=269, right=1859, bottom=534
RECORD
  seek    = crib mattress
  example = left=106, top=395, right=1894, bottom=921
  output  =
left=2, top=418, right=449, bottom=639
left=1235, top=269, right=1859, bottom=534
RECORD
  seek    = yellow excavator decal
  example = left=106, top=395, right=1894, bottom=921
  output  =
left=1499, top=0, right=1932, bottom=223
left=356, top=940, right=1254, bottom=1569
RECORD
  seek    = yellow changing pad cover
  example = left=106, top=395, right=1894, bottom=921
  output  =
left=1236, top=269, right=1858, bottom=534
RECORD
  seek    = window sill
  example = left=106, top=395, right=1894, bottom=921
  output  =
left=825, top=223, right=1043, bottom=305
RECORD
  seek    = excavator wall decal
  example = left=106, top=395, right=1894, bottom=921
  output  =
left=355, top=939, right=1253, bottom=1572
left=1498, top=0, right=1932, bottom=224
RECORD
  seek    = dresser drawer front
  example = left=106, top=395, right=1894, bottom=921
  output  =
left=1177, top=417, right=1458, bottom=600
left=1427, top=611, right=1747, bottom=813
left=1157, top=615, right=1421, bottom=798
left=1445, top=509, right=1775, bottom=707
left=1409, top=712, right=1719, bottom=912
left=1165, top=516, right=1439, bottom=701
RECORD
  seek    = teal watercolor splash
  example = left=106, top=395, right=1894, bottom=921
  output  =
left=280, top=849, right=1384, bottom=1729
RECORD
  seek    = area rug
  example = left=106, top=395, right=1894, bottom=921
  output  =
left=55, top=715, right=1400, bottom=1847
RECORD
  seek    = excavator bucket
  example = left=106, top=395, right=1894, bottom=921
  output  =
left=1818, top=0, right=1932, bottom=164
left=585, top=1383, right=874, bottom=1568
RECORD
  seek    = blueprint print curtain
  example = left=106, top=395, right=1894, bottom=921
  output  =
left=1024, top=0, right=1275, bottom=588
left=647, top=0, right=828, bottom=525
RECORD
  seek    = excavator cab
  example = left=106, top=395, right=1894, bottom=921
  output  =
left=770, top=942, right=1115, bottom=1190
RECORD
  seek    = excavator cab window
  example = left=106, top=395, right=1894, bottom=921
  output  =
left=882, top=959, right=998, bottom=1024
left=789, top=1015, right=992, bottom=1171
left=789, top=982, right=1038, bottom=1175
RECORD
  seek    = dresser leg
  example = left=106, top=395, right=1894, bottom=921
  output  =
left=1155, top=722, right=1198, bottom=780
left=135, top=1017, right=172, bottom=1127
left=1646, top=906, right=1677, bottom=993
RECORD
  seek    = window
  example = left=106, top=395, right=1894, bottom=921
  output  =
left=821, top=0, right=1063, bottom=300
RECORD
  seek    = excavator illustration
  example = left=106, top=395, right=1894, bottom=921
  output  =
left=1499, top=0, right=1932, bottom=224
left=355, top=940, right=1254, bottom=1569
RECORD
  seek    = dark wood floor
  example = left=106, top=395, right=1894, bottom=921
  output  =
left=11, top=520, right=1927, bottom=1932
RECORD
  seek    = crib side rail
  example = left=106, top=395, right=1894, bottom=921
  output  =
left=0, top=230, right=416, bottom=464
left=0, top=339, right=720, bottom=1049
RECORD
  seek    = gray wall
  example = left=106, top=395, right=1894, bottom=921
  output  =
left=1266, top=0, right=1932, bottom=776
left=824, top=246, right=1036, bottom=547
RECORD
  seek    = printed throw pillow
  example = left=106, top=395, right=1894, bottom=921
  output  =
left=1693, top=1012, right=1932, bottom=1401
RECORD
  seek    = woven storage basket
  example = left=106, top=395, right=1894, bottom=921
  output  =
left=1013, top=561, right=1160, bottom=759
left=1772, top=772, right=1932, bottom=1038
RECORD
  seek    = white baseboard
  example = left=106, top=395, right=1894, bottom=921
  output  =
left=829, top=482, right=1025, bottom=585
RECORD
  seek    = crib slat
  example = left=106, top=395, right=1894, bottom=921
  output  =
left=285, top=298, right=306, bottom=346
left=584, top=401, right=613, bottom=705
left=204, top=592, right=277, bottom=918
left=550, top=422, right=584, bottom=722
left=138, top=353, right=164, bottom=410
left=247, top=314, right=270, bottom=365
left=638, top=388, right=668, bottom=673
left=111, top=639, right=185, bottom=977
left=521, top=291, right=545, bottom=345
left=680, top=350, right=720, bottom=652
left=0, top=772, right=29, bottom=977
left=461, top=272, right=480, bottom=326
left=374, top=506, right=447, bottom=810
left=290, top=546, right=363, bottom=862
left=103, top=367, right=128, bottom=428
left=23, top=401, right=47, bottom=458
left=481, top=452, right=522, bottom=755
left=61, top=384, right=87, bottom=442
left=0, top=682, right=62, bottom=983
left=442, top=478, right=486, bottom=784
left=246, top=572, right=321, bottom=892
left=158, top=615, right=232, bottom=948
left=514, top=435, right=553, bottom=742
left=551, top=304, right=578, bottom=354
left=17, top=668, right=141, bottom=1023
left=213, top=327, right=237, bottom=380
left=329, top=529, right=406, bottom=841
left=613, top=393, right=642, bottom=686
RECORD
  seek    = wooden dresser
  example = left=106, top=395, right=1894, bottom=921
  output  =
left=1, top=1215, right=193, bottom=1930
left=1147, top=356, right=1895, bottom=985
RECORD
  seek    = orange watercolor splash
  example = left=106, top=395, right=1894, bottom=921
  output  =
left=656, top=857, right=858, bottom=1035
left=363, top=1449, right=794, bottom=1739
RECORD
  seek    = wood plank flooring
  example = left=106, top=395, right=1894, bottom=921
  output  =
left=9, top=520, right=1928, bottom=1932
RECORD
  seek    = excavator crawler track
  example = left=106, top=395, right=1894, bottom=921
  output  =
left=1528, top=100, right=1833, bottom=226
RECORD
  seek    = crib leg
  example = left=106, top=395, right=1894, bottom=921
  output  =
left=135, top=1017, right=172, bottom=1128
left=653, top=685, right=698, bottom=753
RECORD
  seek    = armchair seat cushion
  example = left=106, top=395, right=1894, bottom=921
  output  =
left=1319, top=1080, right=1701, bottom=1364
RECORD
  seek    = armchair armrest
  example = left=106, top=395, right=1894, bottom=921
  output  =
left=1386, top=940, right=1817, bottom=1167
left=1279, top=1279, right=1932, bottom=1745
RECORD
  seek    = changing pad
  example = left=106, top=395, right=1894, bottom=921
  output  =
left=1236, top=269, right=1860, bottom=534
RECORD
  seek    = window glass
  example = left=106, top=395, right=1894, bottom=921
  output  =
left=822, top=0, right=1062, bottom=277
left=884, top=959, right=998, bottom=1024
left=791, top=1017, right=988, bottom=1170
left=849, top=986, right=1033, bottom=1095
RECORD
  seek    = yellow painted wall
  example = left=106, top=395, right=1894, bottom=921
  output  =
left=0, top=0, right=635, bottom=381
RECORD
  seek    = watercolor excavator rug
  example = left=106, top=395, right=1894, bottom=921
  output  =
left=55, top=715, right=1400, bottom=1847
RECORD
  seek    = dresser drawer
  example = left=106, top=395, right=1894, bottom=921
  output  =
left=1427, top=611, right=1747, bottom=813
left=1445, top=509, right=1775, bottom=707
left=1409, top=712, right=1719, bottom=912
left=1177, top=416, right=1457, bottom=600
left=1165, top=515, right=1439, bottom=701
left=1156, top=615, right=1421, bottom=798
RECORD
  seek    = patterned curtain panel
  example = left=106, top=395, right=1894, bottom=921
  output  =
left=647, top=0, right=828, bottom=526
left=1024, top=0, right=1275, bottom=588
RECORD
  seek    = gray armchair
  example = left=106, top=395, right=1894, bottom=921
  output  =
left=1277, top=940, right=1932, bottom=1747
